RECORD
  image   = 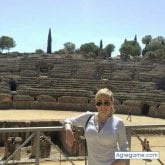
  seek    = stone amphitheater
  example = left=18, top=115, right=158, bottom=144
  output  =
left=0, top=53, right=164, bottom=164
left=0, top=53, right=164, bottom=118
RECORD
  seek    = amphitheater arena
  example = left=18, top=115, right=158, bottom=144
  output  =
left=0, top=53, right=164, bottom=164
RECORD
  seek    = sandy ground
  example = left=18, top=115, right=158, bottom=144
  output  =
left=0, top=109, right=164, bottom=124
left=0, top=109, right=164, bottom=165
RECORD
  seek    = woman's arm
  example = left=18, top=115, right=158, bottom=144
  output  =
left=64, top=111, right=93, bottom=149
left=117, top=121, right=129, bottom=151
left=64, top=111, right=93, bottom=128
left=64, top=123, right=75, bottom=149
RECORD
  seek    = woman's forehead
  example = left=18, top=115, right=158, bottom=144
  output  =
left=96, top=95, right=110, bottom=100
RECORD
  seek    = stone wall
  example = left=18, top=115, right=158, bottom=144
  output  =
left=0, top=54, right=164, bottom=118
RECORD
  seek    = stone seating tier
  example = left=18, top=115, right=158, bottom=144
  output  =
left=0, top=54, right=164, bottom=118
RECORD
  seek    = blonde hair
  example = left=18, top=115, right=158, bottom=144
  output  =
left=95, top=88, right=114, bottom=101
left=95, top=88, right=115, bottom=113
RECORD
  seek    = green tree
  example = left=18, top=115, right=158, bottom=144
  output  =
left=35, top=49, right=45, bottom=54
left=144, top=51, right=156, bottom=59
left=80, top=42, right=99, bottom=57
left=147, top=40, right=164, bottom=51
left=63, top=42, right=76, bottom=54
left=104, top=44, right=115, bottom=57
left=54, top=49, right=65, bottom=54
left=120, top=40, right=141, bottom=57
left=142, top=35, right=152, bottom=45
left=144, top=36, right=165, bottom=59
left=0, top=36, right=16, bottom=53
left=142, top=35, right=152, bottom=56
left=99, top=40, right=103, bottom=50
left=47, top=28, right=52, bottom=54
left=134, top=35, right=137, bottom=42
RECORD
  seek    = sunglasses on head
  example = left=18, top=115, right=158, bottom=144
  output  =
left=96, top=101, right=111, bottom=107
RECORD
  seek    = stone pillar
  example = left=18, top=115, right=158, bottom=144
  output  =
left=70, top=128, right=86, bottom=156
left=14, top=137, right=22, bottom=160
left=1, top=139, right=8, bottom=160
left=30, top=135, right=51, bottom=159
left=40, top=136, right=45, bottom=158
left=5, top=137, right=15, bottom=159
left=79, top=136, right=86, bottom=156
left=40, top=136, right=51, bottom=158
left=77, top=129, right=86, bottom=156
left=29, top=136, right=36, bottom=159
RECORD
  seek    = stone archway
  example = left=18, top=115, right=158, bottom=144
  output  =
left=141, top=103, right=150, bottom=115
left=9, top=78, right=17, bottom=91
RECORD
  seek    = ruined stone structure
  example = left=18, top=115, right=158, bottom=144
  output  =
left=0, top=120, right=60, bottom=159
left=0, top=54, right=164, bottom=118
left=1, top=136, right=22, bottom=160
left=30, top=135, right=51, bottom=159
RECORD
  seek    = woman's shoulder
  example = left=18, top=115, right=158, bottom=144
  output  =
left=81, top=111, right=95, bottom=118
left=77, top=111, right=95, bottom=118
left=112, top=115, right=124, bottom=123
left=112, top=115, right=122, bottom=120
left=86, top=111, right=95, bottom=115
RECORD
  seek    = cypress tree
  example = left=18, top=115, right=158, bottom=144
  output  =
left=47, top=28, right=52, bottom=54
left=134, top=35, right=137, bottom=42
left=99, top=40, right=103, bottom=50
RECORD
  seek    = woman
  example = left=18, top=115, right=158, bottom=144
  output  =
left=64, top=88, right=129, bottom=165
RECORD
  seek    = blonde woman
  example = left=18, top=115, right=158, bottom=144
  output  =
left=64, top=88, right=129, bottom=165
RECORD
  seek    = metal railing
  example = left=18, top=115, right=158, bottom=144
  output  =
left=126, top=124, right=165, bottom=165
left=0, top=124, right=164, bottom=165
left=0, top=126, right=63, bottom=165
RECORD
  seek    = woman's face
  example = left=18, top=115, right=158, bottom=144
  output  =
left=95, top=95, right=113, bottom=117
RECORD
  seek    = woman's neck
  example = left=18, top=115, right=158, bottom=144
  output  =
left=97, top=113, right=111, bottom=123
left=95, top=113, right=111, bottom=131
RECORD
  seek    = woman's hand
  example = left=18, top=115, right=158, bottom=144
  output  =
left=65, top=124, right=75, bottom=149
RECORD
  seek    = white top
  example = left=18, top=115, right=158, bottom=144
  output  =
left=65, top=111, right=129, bottom=165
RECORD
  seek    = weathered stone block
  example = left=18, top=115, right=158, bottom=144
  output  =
left=20, top=70, right=38, bottom=77
left=121, top=100, right=143, bottom=115
left=58, top=96, right=88, bottom=103
left=13, top=95, right=34, bottom=101
left=0, top=93, right=12, bottom=101
left=36, top=95, right=56, bottom=102
left=12, top=101, right=33, bottom=109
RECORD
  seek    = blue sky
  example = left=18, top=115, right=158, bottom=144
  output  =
left=1, top=0, right=165, bottom=56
